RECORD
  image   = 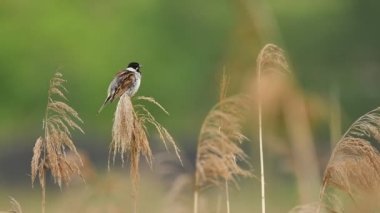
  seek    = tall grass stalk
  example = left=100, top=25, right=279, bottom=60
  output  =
left=225, top=180, right=230, bottom=213
left=109, top=94, right=181, bottom=213
left=194, top=71, right=252, bottom=213
left=221, top=70, right=231, bottom=213
left=0, top=197, right=23, bottom=213
left=31, top=72, right=84, bottom=213
left=193, top=190, right=199, bottom=213
left=256, top=45, right=267, bottom=213
left=255, top=43, right=297, bottom=211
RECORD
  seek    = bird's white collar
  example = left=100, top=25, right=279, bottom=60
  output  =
left=126, top=67, right=137, bottom=72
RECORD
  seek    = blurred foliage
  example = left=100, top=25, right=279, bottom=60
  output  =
left=0, top=0, right=380, bottom=149
left=0, top=0, right=234, bottom=140
left=2, top=0, right=380, bottom=144
left=272, top=0, right=380, bottom=116
left=1, top=0, right=380, bottom=211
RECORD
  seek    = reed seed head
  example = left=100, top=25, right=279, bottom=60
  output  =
left=31, top=72, right=84, bottom=213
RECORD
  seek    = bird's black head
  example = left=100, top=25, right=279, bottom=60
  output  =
left=127, top=62, right=142, bottom=72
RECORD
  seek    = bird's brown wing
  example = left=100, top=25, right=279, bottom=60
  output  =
left=111, top=71, right=136, bottom=100
left=98, top=71, right=136, bottom=113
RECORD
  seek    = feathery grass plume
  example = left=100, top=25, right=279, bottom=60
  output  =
left=288, top=202, right=321, bottom=213
left=256, top=43, right=289, bottom=213
left=219, top=68, right=230, bottom=101
left=194, top=92, right=252, bottom=213
left=109, top=94, right=181, bottom=213
left=31, top=72, right=84, bottom=213
left=320, top=107, right=380, bottom=212
left=0, top=197, right=23, bottom=213
left=254, top=44, right=321, bottom=204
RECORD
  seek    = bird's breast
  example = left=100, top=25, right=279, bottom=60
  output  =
left=128, top=73, right=141, bottom=96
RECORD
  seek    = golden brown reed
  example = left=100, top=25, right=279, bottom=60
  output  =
left=195, top=96, right=252, bottom=189
left=256, top=43, right=290, bottom=213
left=320, top=107, right=380, bottom=212
left=289, top=194, right=342, bottom=213
left=219, top=68, right=230, bottom=101
left=193, top=93, right=252, bottom=213
left=109, top=93, right=181, bottom=212
left=254, top=43, right=292, bottom=120
left=257, top=44, right=289, bottom=77
left=288, top=203, right=320, bottom=213
left=254, top=44, right=322, bottom=206
left=109, top=95, right=181, bottom=167
left=31, top=72, right=84, bottom=213
left=0, top=197, right=23, bottom=213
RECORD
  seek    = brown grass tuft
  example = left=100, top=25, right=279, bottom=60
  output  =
left=193, top=91, right=252, bottom=213
left=219, top=69, right=230, bottom=101
left=109, top=94, right=181, bottom=212
left=257, top=43, right=290, bottom=78
left=31, top=72, right=84, bottom=213
left=288, top=202, right=321, bottom=213
left=195, top=94, right=252, bottom=189
left=320, top=107, right=380, bottom=212
left=0, top=197, right=23, bottom=213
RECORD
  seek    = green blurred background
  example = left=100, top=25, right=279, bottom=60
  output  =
left=1, top=0, right=380, bottom=212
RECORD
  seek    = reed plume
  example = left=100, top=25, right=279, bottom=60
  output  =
left=253, top=44, right=322, bottom=207
left=256, top=43, right=290, bottom=213
left=288, top=202, right=322, bottom=213
left=194, top=71, right=252, bottom=213
left=320, top=107, right=380, bottom=212
left=31, top=72, right=84, bottom=213
left=109, top=94, right=181, bottom=213
left=0, top=197, right=23, bottom=213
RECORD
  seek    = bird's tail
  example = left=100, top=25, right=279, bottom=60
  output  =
left=98, top=96, right=111, bottom=113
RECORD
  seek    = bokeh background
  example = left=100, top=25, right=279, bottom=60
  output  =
left=1, top=0, right=380, bottom=212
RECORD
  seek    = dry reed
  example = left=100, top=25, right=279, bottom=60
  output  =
left=320, top=107, right=380, bottom=212
left=0, top=197, right=23, bottom=213
left=194, top=70, right=252, bottom=213
left=31, top=72, right=84, bottom=213
left=256, top=43, right=290, bottom=213
left=109, top=94, right=181, bottom=213
left=255, top=44, right=322, bottom=206
left=288, top=202, right=322, bottom=213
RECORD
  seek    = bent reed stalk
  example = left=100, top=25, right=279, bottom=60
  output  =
left=256, top=43, right=290, bottom=213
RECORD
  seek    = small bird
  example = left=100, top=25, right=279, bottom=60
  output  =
left=98, top=62, right=142, bottom=113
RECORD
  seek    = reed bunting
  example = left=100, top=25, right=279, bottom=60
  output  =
left=98, top=62, right=142, bottom=113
